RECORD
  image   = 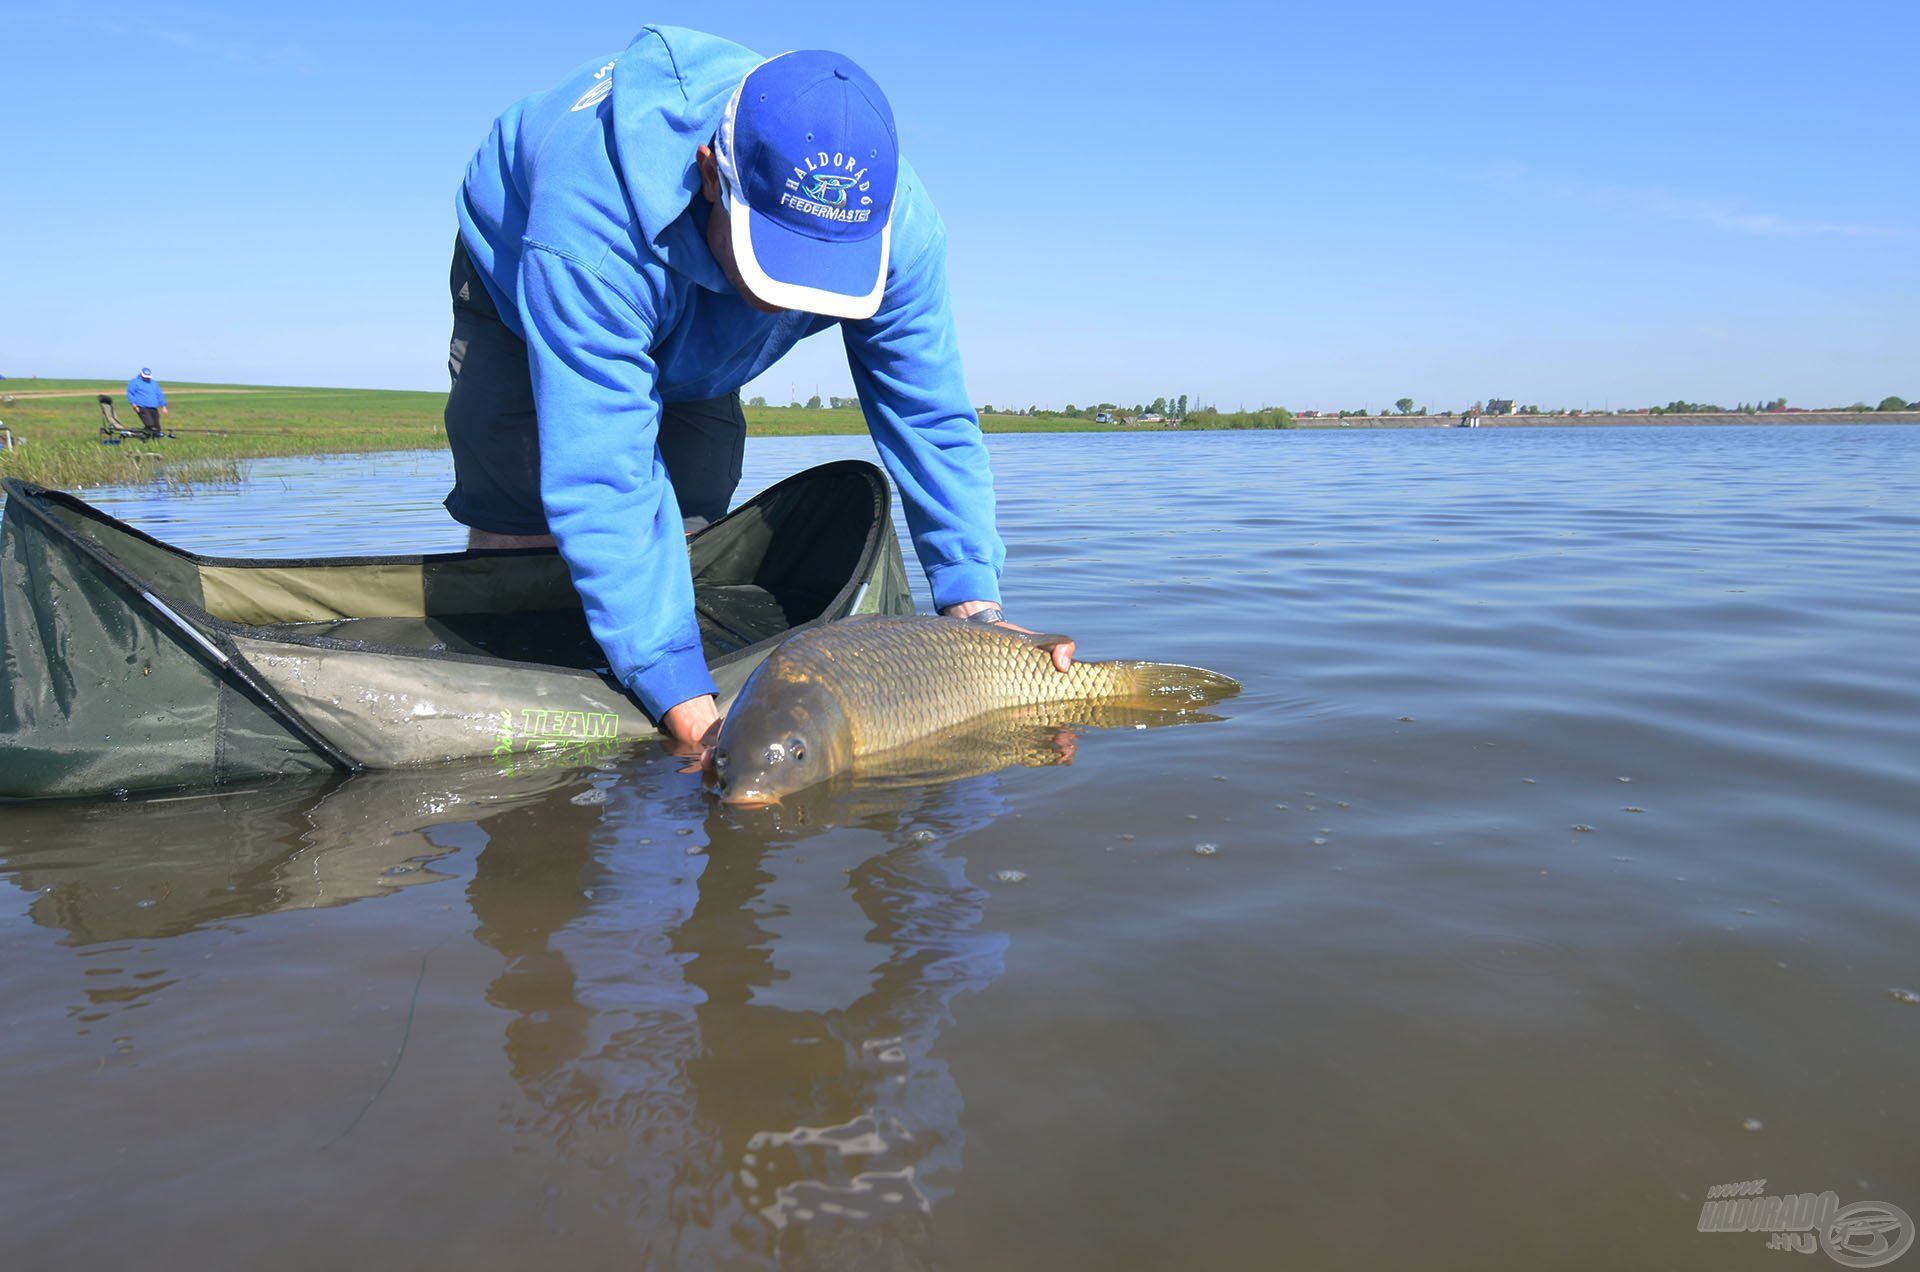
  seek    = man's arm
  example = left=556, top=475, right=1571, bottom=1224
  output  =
left=841, top=226, right=1005, bottom=612
left=518, top=243, right=718, bottom=734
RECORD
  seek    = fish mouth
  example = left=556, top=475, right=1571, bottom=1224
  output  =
left=718, top=784, right=783, bottom=808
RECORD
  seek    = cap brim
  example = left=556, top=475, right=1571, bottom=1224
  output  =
left=727, top=193, right=889, bottom=321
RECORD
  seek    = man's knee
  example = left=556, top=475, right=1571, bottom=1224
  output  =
left=658, top=393, right=747, bottom=526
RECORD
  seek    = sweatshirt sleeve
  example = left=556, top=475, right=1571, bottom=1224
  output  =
left=842, top=229, right=1005, bottom=611
left=518, top=243, right=716, bottom=720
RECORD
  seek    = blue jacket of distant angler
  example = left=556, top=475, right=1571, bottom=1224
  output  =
left=456, top=25, right=1004, bottom=718
left=126, top=375, right=165, bottom=409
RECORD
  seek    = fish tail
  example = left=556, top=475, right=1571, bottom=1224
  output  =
left=1095, top=661, right=1241, bottom=709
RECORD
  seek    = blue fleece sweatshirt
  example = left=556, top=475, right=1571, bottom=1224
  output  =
left=456, top=26, right=1004, bottom=719
left=127, top=375, right=165, bottom=408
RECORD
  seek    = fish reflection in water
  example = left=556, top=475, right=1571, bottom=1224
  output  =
left=0, top=750, right=1042, bottom=1264
left=467, top=765, right=1013, bottom=1262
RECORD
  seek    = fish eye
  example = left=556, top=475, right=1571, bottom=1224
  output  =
left=789, top=737, right=806, bottom=762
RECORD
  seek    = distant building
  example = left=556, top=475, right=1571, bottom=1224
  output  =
left=1486, top=398, right=1517, bottom=416
left=1095, top=411, right=1113, bottom=423
left=1139, top=413, right=1164, bottom=423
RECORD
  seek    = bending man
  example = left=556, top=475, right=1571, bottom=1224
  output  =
left=446, top=26, right=1069, bottom=752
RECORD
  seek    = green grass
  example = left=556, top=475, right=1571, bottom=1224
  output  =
left=0, top=380, right=447, bottom=490
left=0, top=378, right=1280, bottom=491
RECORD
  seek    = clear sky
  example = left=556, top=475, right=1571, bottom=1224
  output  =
left=1, top=1, right=1913, bottom=411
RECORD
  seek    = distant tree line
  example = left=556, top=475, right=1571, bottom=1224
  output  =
left=748, top=391, right=1912, bottom=418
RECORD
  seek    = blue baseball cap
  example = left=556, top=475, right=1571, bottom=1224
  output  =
left=714, top=51, right=897, bottom=320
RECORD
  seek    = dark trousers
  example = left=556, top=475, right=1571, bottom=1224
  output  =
left=442, top=235, right=746, bottom=536
left=135, top=406, right=163, bottom=438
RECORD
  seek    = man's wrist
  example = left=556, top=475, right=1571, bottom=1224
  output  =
left=941, top=600, right=1003, bottom=622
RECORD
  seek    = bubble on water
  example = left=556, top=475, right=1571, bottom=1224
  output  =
left=638, top=837, right=653, bottom=845
left=1312, top=837, right=1328, bottom=846
left=1736, top=908, right=1755, bottom=916
left=1572, top=824, right=1595, bottom=833
left=675, top=827, right=694, bottom=836
left=1613, top=856, right=1633, bottom=862
left=1335, top=801, right=1350, bottom=808
left=1118, top=833, right=1136, bottom=841
left=686, top=844, right=704, bottom=856
left=1398, top=715, right=1415, bottom=723
left=1742, top=1118, right=1764, bottom=1132
left=994, top=870, right=1027, bottom=884
left=1273, top=803, right=1289, bottom=811
left=1889, top=988, right=1920, bottom=1005
left=1618, top=776, right=1632, bottom=783
left=1213, top=775, right=1228, bottom=782
left=911, top=829, right=936, bottom=843
left=135, top=899, right=156, bottom=909
left=1305, top=805, right=1318, bottom=812
left=1522, top=778, right=1536, bottom=784
left=1193, top=843, right=1217, bottom=856
left=1623, top=806, right=1645, bottom=813
left=1185, top=813, right=1199, bottom=821
left=1319, top=828, right=1332, bottom=834
left=570, top=788, right=607, bottom=806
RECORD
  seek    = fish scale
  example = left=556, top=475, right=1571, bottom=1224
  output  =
left=778, top=616, right=1127, bottom=755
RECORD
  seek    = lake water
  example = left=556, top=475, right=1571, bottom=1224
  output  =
left=3, top=426, right=1918, bottom=1269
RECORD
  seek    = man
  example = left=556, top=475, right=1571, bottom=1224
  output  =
left=126, top=368, right=167, bottom=438
left=447, top=26, right=1070, bottom=753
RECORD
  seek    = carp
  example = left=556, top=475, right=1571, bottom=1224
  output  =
left=710, top=616, right=1238, bottom=804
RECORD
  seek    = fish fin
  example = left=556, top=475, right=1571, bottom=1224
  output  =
left=1104, top=661, right=1241, bottom=710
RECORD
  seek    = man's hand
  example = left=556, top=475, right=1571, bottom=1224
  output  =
left=661, top=695, right=724, bottom=772
left=941, top=600, right=1075, bottom=672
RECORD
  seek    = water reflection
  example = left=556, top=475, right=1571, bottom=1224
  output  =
left=465, top=765, right=1010, bottom=1262
left=1, top=752, right=1017, bottom=1262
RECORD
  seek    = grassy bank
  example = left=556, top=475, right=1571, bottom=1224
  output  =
left=0, top=379, right=1259, bottom=490
left=0, top=380, right=447, bottom=490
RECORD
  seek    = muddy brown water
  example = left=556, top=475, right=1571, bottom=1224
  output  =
left=3, top=427, right=1918, bottom=1269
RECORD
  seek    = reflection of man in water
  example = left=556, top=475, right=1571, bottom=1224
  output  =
left=464, top=770, right=1011, bottom=1260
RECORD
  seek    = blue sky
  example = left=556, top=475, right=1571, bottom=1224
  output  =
left=1, top=0, right=1913, bottom=411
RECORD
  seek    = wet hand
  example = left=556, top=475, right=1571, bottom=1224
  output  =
left=661, top=695, right=724, bottom=773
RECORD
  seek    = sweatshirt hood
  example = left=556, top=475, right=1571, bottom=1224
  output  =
left=611, top=26, right=762, bottom=287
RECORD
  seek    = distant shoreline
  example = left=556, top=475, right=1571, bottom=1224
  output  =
left=1285, top=411, right=1920, bottom=429
left=4, top=379, right=1916, bottom=491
